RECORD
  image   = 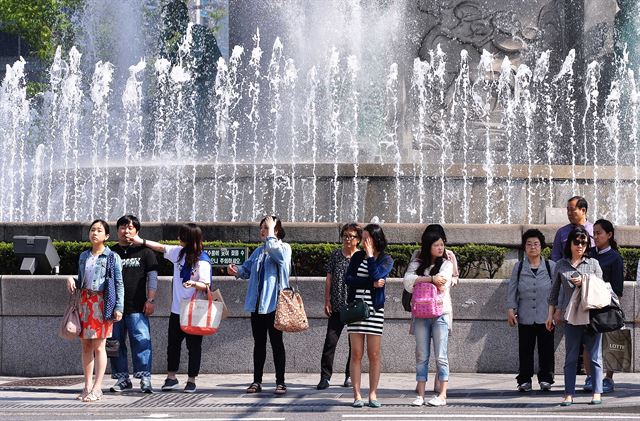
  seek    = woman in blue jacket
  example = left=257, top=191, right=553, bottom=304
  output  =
left=344, top=223, right=393, bottom=408
left=228, top=216, right=291, bottom=395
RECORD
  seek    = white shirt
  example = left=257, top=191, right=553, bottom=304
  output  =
left=164, top=245, right=212, bottom=314
left=83, top=254, right=99, bottom=289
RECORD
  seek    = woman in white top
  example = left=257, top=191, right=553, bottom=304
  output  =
left=131, top=223, right=211, bottom=393
left=403, top=230, right=453, bottom=407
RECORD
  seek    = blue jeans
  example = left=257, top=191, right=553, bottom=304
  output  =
left=110, top=313, right=152, bottom=379
left=414, top=314, right=449, bottom=382
left=564, top=324, right=603, bottom=394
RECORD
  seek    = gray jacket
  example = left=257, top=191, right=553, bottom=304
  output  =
left=507, top=258, right=555, bottom=325
left=548, top=257, right=603, bottom=313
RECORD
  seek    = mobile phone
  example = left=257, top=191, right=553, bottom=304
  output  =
left=570, top=271, right=580, bottom=278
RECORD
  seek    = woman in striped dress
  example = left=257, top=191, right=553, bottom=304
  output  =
left=344, top=224, right=394, bottom=408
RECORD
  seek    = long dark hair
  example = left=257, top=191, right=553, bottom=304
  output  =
left=416, top=230, right=448, bottom=276
left=363, top=223, right=387, bottom=253
left=178, top=223, right=204, bottom=267
left=594, top=219, right=618, bottom=250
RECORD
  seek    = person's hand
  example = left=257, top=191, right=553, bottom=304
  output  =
left=66, top=276, right=76, bottom=294
left=373, top=279, right=385, bottom=288
left=143, top=301, right=155, bottom=316
left=324, top=301, right=332, bottom=317
left=264, top=215, right=276, bottom=230
left=114, top=311, right=123, bottom=322
left=183, top=280, right=196, bottom=288
left=432, top=274, right=446, bottom=287
left=507, top=309, right=518, bottom=327
left=128, top=234, right=143, bottom=245
left=571, top=275, right=582, bottom=287
left=227, top=264, right=238, bottom=276
left=553, top=308, right=562, bottom=326
left=545, top=316, right=554, bottom=332
left=363, top=236, right=375, bottom=257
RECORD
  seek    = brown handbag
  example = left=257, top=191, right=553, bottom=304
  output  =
left=274, top=264, right=308, bottom=332
left=58, top=291, right=82, bottom=340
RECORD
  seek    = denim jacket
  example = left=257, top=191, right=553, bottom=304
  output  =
left=75, top=247, right=125, bottom=313
left=236, top=236, right=291, bottom=314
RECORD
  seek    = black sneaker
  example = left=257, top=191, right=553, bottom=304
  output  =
left=161, top=378, right=179, bottom=391
left=316, top=378, right=330, bottom=390
left=110, top=378, right=132, bottom=393
left=141, top=377, right=154, bottom=393
left=183, top=381, right=197, bottom=393
left=343, top=377, right=352, bottom=388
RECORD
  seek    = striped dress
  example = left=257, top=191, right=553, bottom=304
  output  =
left=346, top=259, right=385, bottom=336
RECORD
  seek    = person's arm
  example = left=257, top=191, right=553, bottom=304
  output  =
left=506, top=263, right=519, bottom=326
left=402, top=253, right=421, bottom=293
left=229, top=248, right=259, bottom=279
left=448, top=250, right=460, bottom=286
left=324, top=273, right=332, bottom=316
left=113, top=254, right=124, bottom=321
left=143, top=270, right=158, bottom=316
left=184, top=260, right=211, bottom=292
left=130, top=234, right=166, bottom=253
left=367, top=253, right=393, bottom=280
left=611, top=254, right=624, bottom=297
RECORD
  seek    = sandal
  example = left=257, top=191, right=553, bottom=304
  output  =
left=275, top=384, right=287, bottom=395
left=246, top=382, right=262, bottom=393
left=75, top=387, right=89, bottom=401
left=83, top=389, right=103, bottom=402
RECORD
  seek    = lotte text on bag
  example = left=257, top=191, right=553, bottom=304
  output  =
left=179, top=289, right=223, bottom=336
left=603, top=328, right=632, bottom=372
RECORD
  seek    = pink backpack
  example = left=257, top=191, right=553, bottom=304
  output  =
left=411, top=282, right=443, bottom=318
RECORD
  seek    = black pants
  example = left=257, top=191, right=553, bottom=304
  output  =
left=517, top=323, right=555, bottom=384
left=251, top=311, right=286, bottom=384
left=320, top=311, right=351, bottom=380
left=167, top=312, right=203, bottom=378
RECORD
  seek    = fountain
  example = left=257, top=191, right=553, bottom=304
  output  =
left=0, top=0, right=639, bottom=224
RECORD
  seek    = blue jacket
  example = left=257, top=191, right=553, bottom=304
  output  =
left=76, top=246, right=124, bottom=313
left=345, top=250, right=394, bottom=310
left=236, top=236, right=291, bottom=314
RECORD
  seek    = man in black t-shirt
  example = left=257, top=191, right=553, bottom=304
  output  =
left=109, top=215, right=159, bottom=393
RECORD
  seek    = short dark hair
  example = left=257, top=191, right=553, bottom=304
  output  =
left=521, top=228, right=546, bottom=250
left=116, top=214, right=141, bottom=231
left=260, top=215, right=286, bottom=240
left=425, top=224, right=447, bottom=243
left=563, top=226, right=591, bottom=258
left=340, top=222, right=363, bottom=240
left=364, top=223, right=387, bottom=253
left=568, top=196, right=588, bottom=212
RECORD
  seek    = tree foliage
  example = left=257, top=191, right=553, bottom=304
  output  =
left=0, top=0, right=83, bottom=60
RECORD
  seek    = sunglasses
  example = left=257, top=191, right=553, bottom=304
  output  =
left=342, top=235, right=358, bottom=240
left=572, top=238, right=588, bottom=246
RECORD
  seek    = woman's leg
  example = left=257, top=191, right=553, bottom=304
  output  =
left=166, top=313, right=184, bottom=379
left=413, top=318, right=431, bottom=396
left=517, top=323, right=536, bottom=385
left=250, top=312, right=269, bottom=384
left=432, top=315, right=449, bottom=400
left=81, top=339, right=95, bottom=391
left=563, top=324, right=583, bottom=400
left=266, top=312, right=286, bottom=385
left=92, top=338, right=108, bottom=392
left=585, top=331, right=604, bottom=400
left=349, top=333, right=365, bottom=400
left=536, top=323, right=555, bottom=385
left=366, top=334, right=382, bottom=401
left=185, top=333, right=204, bottom=382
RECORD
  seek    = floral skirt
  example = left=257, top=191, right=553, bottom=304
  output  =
left=79, top=289, right=112, bottom=339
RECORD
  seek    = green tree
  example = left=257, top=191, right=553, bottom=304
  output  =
left=0, top=0, right=83, bottom=61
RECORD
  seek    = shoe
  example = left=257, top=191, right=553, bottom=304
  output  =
left=140, top=377, right=153, bottom=393
left=343, top=377, right=351, bottom=387
left=317, top=378, right=330, bottom=390
left=76, top=387, right=89, bottom=401
left=275, top=384, right=287, bottom=395
left=246, top=382, right=262, bottom=393
left=352, top=399, right=364, bottom=408
left=560, top=398, right=573, bottom=406
left=183, top=382, right=196, bottom=393
left=110, top=378, right=132, bottom=393
left=517, top=382, right=532, bottom=392
left=161, top=378, right=179, bottom=391
left=427, top=396, right=447, bottom=407
left=603, top=377, right=614, bottom=393
left=411, top=396, right=425, bottom=406
left=539, top=381, right=552, bottom=391
left=368, top=399, right=382, bottom=408
left=82, top=389, right=103, bottom=402
left=590, top=399, right=602, bottom=405
left=583, top=375, right=593, bottom=392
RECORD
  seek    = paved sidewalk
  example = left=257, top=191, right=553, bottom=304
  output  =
left=0, top=372, right=638, bottom=419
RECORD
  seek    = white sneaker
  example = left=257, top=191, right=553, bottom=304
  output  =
left=411, top=396, right=425, bottom=406
left=427, top=396, right=447, bottom=407
left=539, top=381, right=552, bottom=391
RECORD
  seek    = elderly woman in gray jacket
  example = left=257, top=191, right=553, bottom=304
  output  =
left=507, top=229, right=556, bottom=393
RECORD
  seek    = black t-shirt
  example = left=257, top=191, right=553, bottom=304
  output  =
left=111, top=244, right=159, bottom=314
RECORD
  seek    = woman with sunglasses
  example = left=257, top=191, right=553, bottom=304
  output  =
left=546, top=227, right=604, bottom=406
left=317, top=223, right=362, bottom=390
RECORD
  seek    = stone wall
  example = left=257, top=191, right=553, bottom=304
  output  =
left=2, top=276, right=637, bottom=377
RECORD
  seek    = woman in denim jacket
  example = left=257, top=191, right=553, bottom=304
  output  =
left=66, top=220, right=124, bottom=402
left=228, top=216, right=291, bottom=395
